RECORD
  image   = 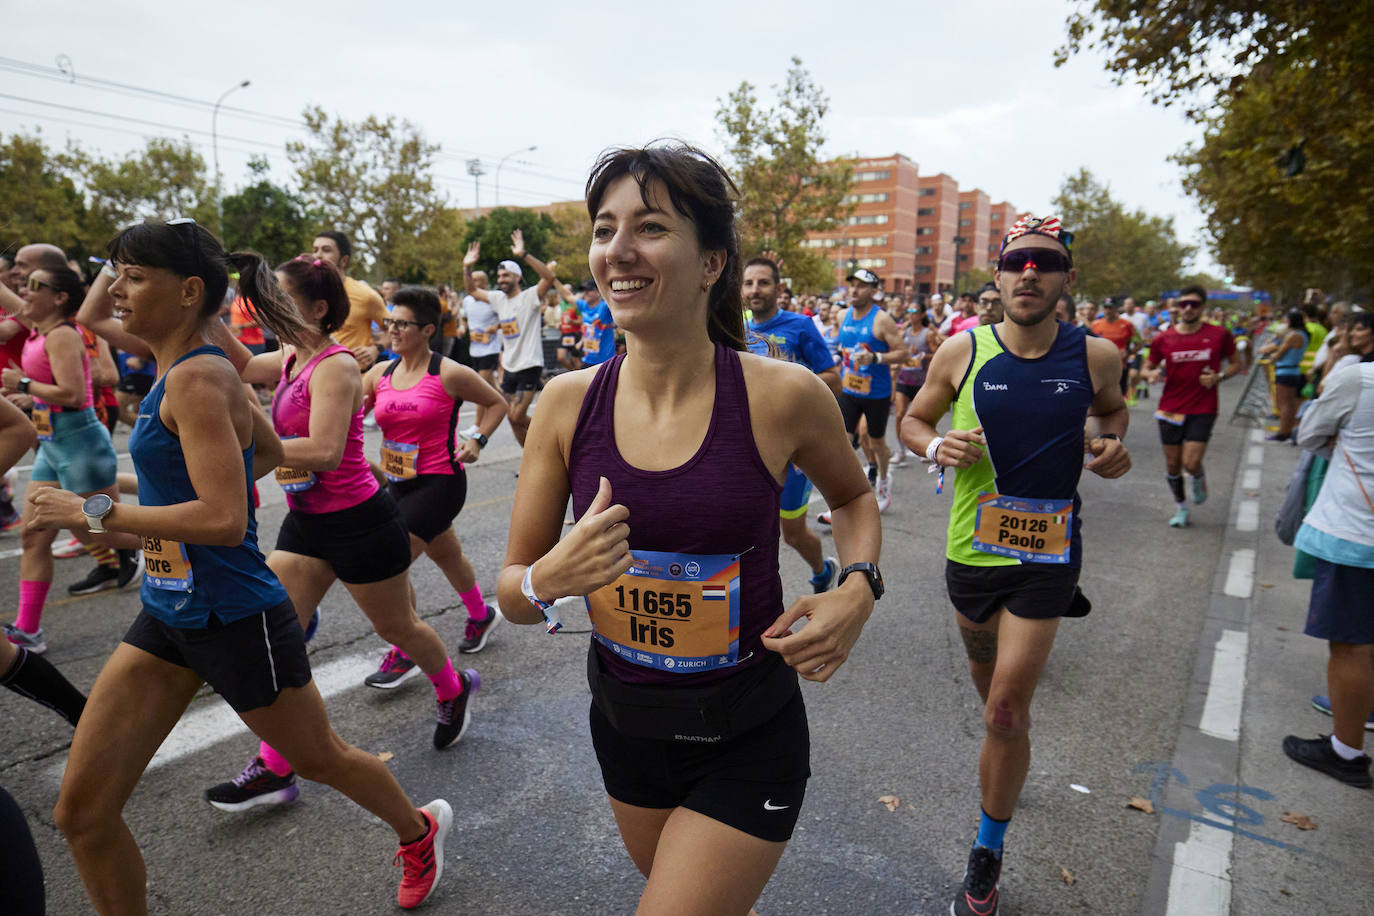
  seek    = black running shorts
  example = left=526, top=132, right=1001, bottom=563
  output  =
left=471, top=353, right=500, bottom=373
left=122, top=600, right=311, bottom=713
left=500, top=365, right=542, bottom=394
left=1158, top=413, right=1217, bottom=446
left=838, top=392, right=892, bottom=440
left=945, top=559, right=1084, bottom=624
left=589, top=690, right=810, bottom=843
left=387, top=472, right=467, bottom=543
left=274, top=489, right=412, bottom=584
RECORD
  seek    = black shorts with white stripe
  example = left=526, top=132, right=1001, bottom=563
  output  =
left=121, top=600, right=312, bottom=713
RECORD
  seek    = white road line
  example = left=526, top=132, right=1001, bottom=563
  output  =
left=0, top=546, right=21, bottom=560
left=1241, top=469, right=1261, bottom=490
left=1235, top=499, right=1259, bottom=533
left=1199, top=629, right=1248, bottom=740
left=1246, top=445, right=1264, bottom=466
left=1166, top=821, right=1233, bottom=915
left=1223, top=548, right=1255, bottom=598
left=1250, top=428, right=1265, bottom=443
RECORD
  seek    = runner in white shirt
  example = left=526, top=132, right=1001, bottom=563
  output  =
left=462, top=231, right=555, bottom=446
left=460, top=270, right=502, bottom=439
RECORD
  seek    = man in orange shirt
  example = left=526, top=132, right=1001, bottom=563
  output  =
left=1091, top=297, right=1136, bottom=395
left=312, top=231, right=388, bottom=370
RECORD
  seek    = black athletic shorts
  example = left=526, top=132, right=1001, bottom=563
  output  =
left=275, top=489, right=411, bottom=584
left=895, top=382, right=921, bottom=400
left=1158, top=413, right=1217, bottom=446
left=1275, top=373, right=1305, bottom=390
left=471, top=353, right=500, bottom=373
left=945, top=559, right=1085, bottom=624
left=122, top=600, right=311, bottom=713
left=558, top=332, right=582, bottom=349
left=387, top=471, right=467, bottom=543
left=838, top=392, right=891, bottom=440
left=116, top=373, right=154, bottom=396
left=589, top=689, right=810, bottom=843
left=501, top=365, right=542, bottom=394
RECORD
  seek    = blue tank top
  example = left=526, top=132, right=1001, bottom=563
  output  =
left=1274, top=329, right=1308, bottom=376
left=129, top=345, right=288, bottom=627
left=569, top=344, right=783, bottom=686
left=839, top=305, right=891, bottom=398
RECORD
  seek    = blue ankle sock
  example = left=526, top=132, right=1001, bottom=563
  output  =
left=975, top=809, right=1009, bottom=856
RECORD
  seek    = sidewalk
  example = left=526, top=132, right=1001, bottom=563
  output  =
left=1141, top=427, right=1372, bottom=916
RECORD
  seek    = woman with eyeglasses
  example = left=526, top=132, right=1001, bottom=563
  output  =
left=361, top=287, right=508, bottom=659
left=0, top=267, right=143, bottom=654
left=207, top=257, right=477, bottom=814
left=25, top=221, right=451, bottom=912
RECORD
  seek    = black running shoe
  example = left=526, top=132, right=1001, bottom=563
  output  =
left=116, top=549, right=144, bottom=589
left=1282, top=734, right=1372, bottom=788
left=951, top=845, right=1001, bottom=916
left=433, top=669, right=481, bottom=749
left=458, top=605, right=501, bottom=654
left=364, top=647, right=421, bottom=689
left=867, top=464, right=879, bottom=488
left=67, top=562, right=119, bottom=595
left=204, top=757, right=300, bottom=811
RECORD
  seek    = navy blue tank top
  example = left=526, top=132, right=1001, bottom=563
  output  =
left=129, top=345, right=287, bottom=627
left=569, top=344, right=783, bottom=686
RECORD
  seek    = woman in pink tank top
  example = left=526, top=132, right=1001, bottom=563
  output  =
left=362, top=286, right=507, bottom=659
left=215, top=257, right=477, bottom=796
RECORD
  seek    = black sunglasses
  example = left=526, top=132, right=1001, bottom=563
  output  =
left=1178, top=299, right=1204, bottom=309
left=997, top=248, right=1072, bottom=274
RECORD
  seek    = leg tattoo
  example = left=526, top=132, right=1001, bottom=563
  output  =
left=959, top=626, right=998, bottom=665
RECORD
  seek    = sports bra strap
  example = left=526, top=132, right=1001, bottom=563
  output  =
left=382, top=357, right=402, bottom=378
left=427, top=352, right=443, bottom=375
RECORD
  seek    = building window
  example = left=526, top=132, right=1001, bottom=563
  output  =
left=842, top=192, right=890, bottom=204
left=917, top=207, right=935, bottom=217
left=914, top=266, right=932, bottom=275
left=915, top=246, right=933, bottom=255
left=918, top=187, right=936, bottom=197
left=990, top=213, right=1002, bottom=221
left=958, top=201, right=972, bottom=209
left=959, top=218, right=970, bottom=227
left=846, top=214, right=889, bottom=225
left=853, top=258, right=886, bottom=269
left=852, top=236, right=888, bottom=248
left=854, top=170, right=891, bottom=182
left=958, top=254, right=969, bottom=262
left=916, top=227, right=934, bottom=236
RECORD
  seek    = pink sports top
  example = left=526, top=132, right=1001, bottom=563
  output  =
left=373, top=353, right=461, bottom=479
left=271, top=343, right=378, bottom=514
left=22, top=323, right=93, bottom=409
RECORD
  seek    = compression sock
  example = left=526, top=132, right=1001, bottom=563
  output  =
left=974, top=808, right=1010, bottom=857
left=258, top=742, right=293, bottom=777
left=428, top=658, right=464, bottom=702
left=458, top=584, right=487, bottom=621
left=15, top=581, right=50, bottom=634
left=1166, top=473, right=1186, bottom=504
left=88, top=544, right=118, bottom=568
left=1, top=646, right=86, bottom=726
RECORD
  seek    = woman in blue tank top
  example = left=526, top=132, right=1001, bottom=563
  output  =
left=496, top=144, right=884, bottom=914
left=26, top=220, right=452, bottom=913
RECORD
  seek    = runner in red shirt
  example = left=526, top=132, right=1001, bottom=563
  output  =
left=1144, top=285, right=1241, bottom=528
left=1090, top=297, right=1136, bottom=395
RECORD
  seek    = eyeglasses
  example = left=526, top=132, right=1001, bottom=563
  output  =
left=996, top=248, right=1071, bottom=274
left=978, top=297, right=1001, bottom=306
left=26, top=276, right=58, bottom=293
left=1178, top=299, right=1204, bottom=309
left=383, top=318, right=423, bottom=331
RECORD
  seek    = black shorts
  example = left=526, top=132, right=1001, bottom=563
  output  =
left=1158, top=413, right=1217, bottom=445
left=590, top=689, right=810, bottom=843
left=1119, top=367, right=1130, bottom=394
left=122, top=600, right=311, bottom=713
left=838, top=392, right=892, bottom=440
left=501, top=365, right=542, bottom=394
left=275, top=489, right=411, bottom=584
left=471, top=353, right=500, bottom=373
left=1275, top=373, right=1305, bottom=390
left=945, top=559, right=1086, bottom=624
left=895, top=382, right=921, bottom=400
left=558, top=332, right=582, bottom=350
left=387, top=471, right=467, bottom=543
left=116, top=373, right=154, bottom=396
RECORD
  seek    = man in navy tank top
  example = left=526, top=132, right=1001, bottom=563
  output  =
left=901, top=215, right=1133, bottom=916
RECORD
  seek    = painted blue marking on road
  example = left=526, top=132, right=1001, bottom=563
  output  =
left=1133, top=762, right=1316, bottom=857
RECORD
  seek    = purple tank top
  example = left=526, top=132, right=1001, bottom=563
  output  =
left=569, top=343, right=783, bottom=686
left=272, top=344, right=379, bottom=514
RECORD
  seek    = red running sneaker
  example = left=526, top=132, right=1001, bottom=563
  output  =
left=395, top=799, right=452, bottom=909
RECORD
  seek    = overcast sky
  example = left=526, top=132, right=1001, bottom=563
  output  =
left=2, top=0, right=1222, bottom=274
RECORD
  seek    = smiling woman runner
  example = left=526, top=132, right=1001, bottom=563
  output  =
left=207, top=257, right=477, bottom=815
left=362, top=285, right=508, bottom=659
left=497, top=144, right=883, bottom=915
left=28, top=220, right=450, bottom=912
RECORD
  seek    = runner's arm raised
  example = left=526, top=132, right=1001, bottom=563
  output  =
left=462, top=242, right=492, bottom=303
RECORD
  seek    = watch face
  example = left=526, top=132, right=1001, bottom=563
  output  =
left=82, top=493, right=114, bottom=517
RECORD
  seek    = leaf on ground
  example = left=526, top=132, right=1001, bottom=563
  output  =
left=1280, top=811, right=1317, bottom=831
left=377, top=751, right=395, bottom=763
left=877, top=795, right=900, bottom=812
left=1126, top=797, right=1155, bottom=814
left=1060, top=866, right=1076, bottom=886
left=1276, top=625, right=1289, bottom=631
left=1259, top=581, right=1273, bottom=588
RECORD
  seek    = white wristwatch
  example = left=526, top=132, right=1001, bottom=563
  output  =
left=82, top=493, right=114, bottom=533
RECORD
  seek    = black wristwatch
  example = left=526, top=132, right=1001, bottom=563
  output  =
left=837, top=562, right=884, bottom=601
left=1095, top=433, right=1122, bottom=442
left=473, top=432, right=489, bottom=448
left=17, top=377, right=31, bottom=394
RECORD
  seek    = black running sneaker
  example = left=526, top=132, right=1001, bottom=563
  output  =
left=67, top=562, right=119, bottom=595
left=116, top=549, right=144, bottom=589
left=867, top=464, right=879, bottom=488
left=951, top=845, right=1001, bottom=916
left=458, top=606, right=500, bottom=654
left=204, top=757, right=300, bottom=811
left=1282, top=734, right=1372, bottom=788
left=433, top=669, right=481, bottom=749
left=364, top=647, right=421, bottom=689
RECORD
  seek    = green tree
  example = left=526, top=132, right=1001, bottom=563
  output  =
left=287, top=106, right=447, bottom=280
left=401, top=207, right=468, bottom=286
left=716, top=57, right=852, bottom=294
left=68, top=137, right=217, bottom=243
left=0, top=132, right=91, bottom=258
left=459, top=207, right=557, bottom=280
left=1052, top=168, right=1194, bottom=301
left=220, top=156, right=312, bottom=265
left=545, top=202, right=592, bottom=286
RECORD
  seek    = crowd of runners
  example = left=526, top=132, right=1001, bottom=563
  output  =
left=0, top=142, right=1370, bottom=916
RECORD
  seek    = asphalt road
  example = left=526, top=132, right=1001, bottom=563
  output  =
left=2, top=380, right=1369, bottom=915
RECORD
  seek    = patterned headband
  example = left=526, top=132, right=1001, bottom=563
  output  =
left=999, top=215, right=1074, bottom=259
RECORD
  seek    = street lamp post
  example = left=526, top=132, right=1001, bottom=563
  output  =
left=466, top=159, right=487, bottom=217
left=495, top=145, right=537, bottom=207
left=212, top=79, right=251, bottom=218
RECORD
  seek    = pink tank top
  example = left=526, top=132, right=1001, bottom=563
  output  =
left=373, top=353, right=461, bottom=479
left=272, top=344, right=378, bottom=514
left=21, top=324, right=93, bottom=410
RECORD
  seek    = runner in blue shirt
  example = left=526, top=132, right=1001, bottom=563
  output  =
left=580, top=281, right=617, bottom=367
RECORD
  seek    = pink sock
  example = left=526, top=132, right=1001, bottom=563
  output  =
left=16, top=580, right=51, bottom=633
left=259, top=741, right=293, bottom=776
left=427, top=659, right=463, bottom=701
left=459, top=584, right=487, bottom=621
